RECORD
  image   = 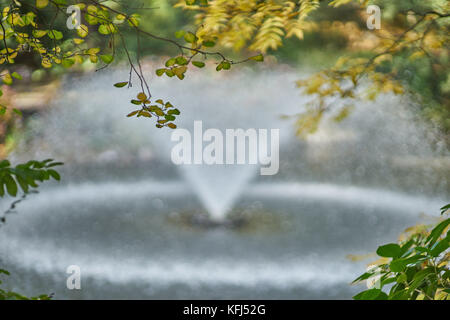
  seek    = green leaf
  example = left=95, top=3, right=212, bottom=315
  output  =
left=430, top=235, right=449, bottom=257
left=85, top=13, right=98, bottom=25
left=176, top=56, right=188, bottom=65
left=184, top=32, right=197, bottom=43
left=126, top=110, right=139, bottom=117
left=352, top=271, right=374, bottom=284
left=0, top=160, right=11, bottom=168
left=137, top=92, right=147, bottom=102
left=3, top=74, right=13, bottom=85
left=375, top=292, right=388, bottom=300
left=175, top=30, right=185, bottom=38
left=427, top=218, right=450, bottom=246
left=11, top=72, right=22, bottom=80
left=192, top=61, right=205, bottom=68
left=250, top=54, right=264, bottom=62
left=390, top=259, right=408, bottom=273
left=48, top=30, right=63, bottom=40
left=149, top=106, right=164, bottom=116
left=389, top=289, right=409, bottom=300
left=397, top=273, right=407, bottom=283
left=47, top=169, right=60, bottom=181
left=399, top=239, right=414, bottom=257
left=16, top=175, right=29, bottom=193
left=98, top=24, right=110, bottom=35
left=376, top=243, right=401, bottom=258
left=390, top=255, right=424, bottom=273
left=165, top=58, right=176, bottom=67
left=36, top=0, right=49, bottom=9
left=100, top=55, right=114, bottom=64
left=381, top=276, right=397, bottom=286
left=0, top=269, right=10, bottom=275
left=415, top=246, right=429, bottom=254
left=62, top=58, right=75, bottom=68
left=46, top=162, right=64, bottom=168
left=32, top=30, right=48, bottom=38
left=353, top=288, right=382, bottom=300
left=440, top=204, right=450, bottom=215
left=76, top=25, right=89, bottom=38
left=4, top=174, right=18, bottom=197
left=408, top=268, right=434, bottom=294
left=202, top=40, right=215, bottom=47
left=168, top=108, right=180, bottom=115
left=114, top=82, right=128, bottom=88
left=156, top=69, right=165, bottom=76
left=165, top=69, right=175, bottom=77
left=127, top=14, right=140, bottom=27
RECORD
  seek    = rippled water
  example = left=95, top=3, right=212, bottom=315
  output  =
left=0, top=180, right=443, bottom=299
left=1, top=66, right=448, bottom=299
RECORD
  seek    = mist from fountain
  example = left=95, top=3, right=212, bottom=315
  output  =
left=11, top=64, right=449, bottom=220
left=14, top=67, right=301, bottom=220
left=3, top=64, right=449, bottom=299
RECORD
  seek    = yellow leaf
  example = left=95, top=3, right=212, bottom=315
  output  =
left=77, top=24, right=89, bottom=38
left=41, top=58, right=52, bottom=68
left=3, top=73, right=13, bottom=85
left=127, top=110, right=139, bottom=117
left=36, top=0, right=49, bottom=9
left=137, top=92, right=147, bottom=101
left=409, top=51, right=425, bottom=61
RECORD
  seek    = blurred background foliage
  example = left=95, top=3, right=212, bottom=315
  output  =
left=177, top=0, right=449, bottom=139
left=1, top=0, right=448, bottom=156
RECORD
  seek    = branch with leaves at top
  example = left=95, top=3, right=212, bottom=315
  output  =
left=294, top=5, right=449, bottom=135
left=181, top=0, right=449, bottom=136
left=1, top=0, right=264, bottom=129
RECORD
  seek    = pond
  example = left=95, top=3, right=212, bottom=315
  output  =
left=1, top=67, right=448, bottom=299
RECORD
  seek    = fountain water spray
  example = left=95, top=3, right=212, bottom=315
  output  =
left=11, top=66, right=448, bottom=221
left=170, top=121, right=281, bottom=221
left=14, top=67, right=300, bottom=221
left=3, top=65, right=448, bottom=299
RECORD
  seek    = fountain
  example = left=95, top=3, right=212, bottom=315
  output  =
left=15, top=67, right=299, bottom=222
left=1, top=65, right=448, bottom=299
